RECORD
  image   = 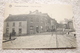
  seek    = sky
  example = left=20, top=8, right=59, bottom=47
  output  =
left=4, top=3, right=73, bottom=23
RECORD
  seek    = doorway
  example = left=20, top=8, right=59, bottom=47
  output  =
left=19, top=28, right=22, bottom=35
left=36, top=26, right=39, bottom=33
left=12, top=28, right=16, bottom=36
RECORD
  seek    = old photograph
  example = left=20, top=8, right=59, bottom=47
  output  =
left=2, top=3, right=77, bottom=49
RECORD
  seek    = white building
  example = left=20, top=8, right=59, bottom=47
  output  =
left=3, top=15, right=27, bottom=36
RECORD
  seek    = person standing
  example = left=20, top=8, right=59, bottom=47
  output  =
left=9, top=33, right=12, bottom=40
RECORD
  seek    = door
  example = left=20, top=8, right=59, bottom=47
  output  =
left=19, top=28, right=22, bottom=35
left=12, top=28, right=16, bottom=36
left=36, top=26, right=39, bottom=33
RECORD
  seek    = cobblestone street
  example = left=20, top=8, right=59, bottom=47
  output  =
left=3, top=32, right=76, bottom=48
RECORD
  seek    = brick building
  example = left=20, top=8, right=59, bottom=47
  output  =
left=4, top=10, right=57, bottom=36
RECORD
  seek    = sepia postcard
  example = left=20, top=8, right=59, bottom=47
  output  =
left=2, top=3, right=77, bottom=49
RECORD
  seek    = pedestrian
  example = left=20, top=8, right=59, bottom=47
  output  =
left=14, top=32, right=16, bottom=36
left=9, top=33, right=12, bottom=40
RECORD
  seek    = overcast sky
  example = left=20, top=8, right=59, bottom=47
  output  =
left=5, top=3, right=73, bottom=23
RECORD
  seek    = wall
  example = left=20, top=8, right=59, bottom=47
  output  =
left=3, top=21, right=27, bottom=35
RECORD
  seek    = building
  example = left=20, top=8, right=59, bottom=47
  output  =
left=66, top=20, right=74, bottom=30
left=4, top=15, right=27, bottom=36
left=4, top=10, right=57, bottom=36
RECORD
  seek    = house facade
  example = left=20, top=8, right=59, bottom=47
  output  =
left=4, top=10, right=57, bottom=36
left=4, top=16, right=27, bottom=36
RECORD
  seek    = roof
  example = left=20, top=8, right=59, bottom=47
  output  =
left=5, top=14, right=50, bottom=21
left=5, top=15, right=27, bottom=21
left=5, top=10, right=54, bottom=22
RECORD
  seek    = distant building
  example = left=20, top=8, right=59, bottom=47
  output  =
left=67, top=20, right=74, bottom=30
left=4, top=10, right=57, bottom=36
left=51, top=19, right=57, bottom=31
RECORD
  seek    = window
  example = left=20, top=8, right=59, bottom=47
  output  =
left=13, top=22, right=15, bottom=27
left=12, top=28, right=15, bottom=32
left=19, top=22, right=21, bottom=27
left=6, top=23, right=9, bottom=27
left=30, top=18, right=33, bottom=23
left=31, top=21, right=33, bottom=23
left=30, top=26, right=33, bottom=30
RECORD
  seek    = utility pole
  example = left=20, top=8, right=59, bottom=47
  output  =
left=55, top=25, right=58, bottom=48
left=52, top=26, right=53, bottom=36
